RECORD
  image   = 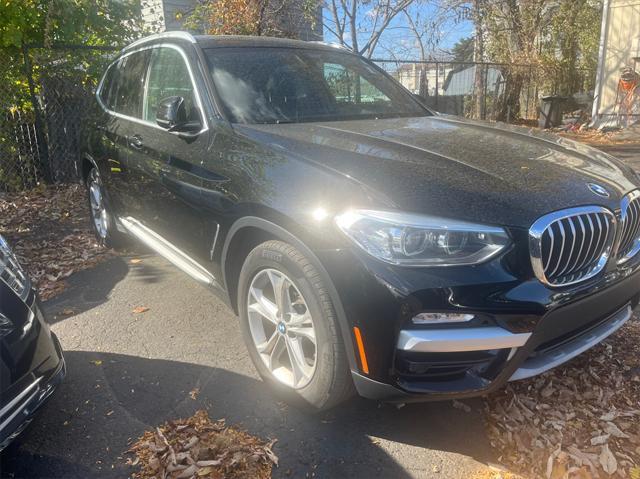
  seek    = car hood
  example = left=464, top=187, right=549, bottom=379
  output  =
left=236, top=115, right=639, bottom=228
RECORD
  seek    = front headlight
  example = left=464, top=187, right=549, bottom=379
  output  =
left=335, top=210, right=510, bottom=266
left=0, top=234, right=29, bottom=298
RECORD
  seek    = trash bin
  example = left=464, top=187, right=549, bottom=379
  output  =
left=538, top=96, right=567, bottom=129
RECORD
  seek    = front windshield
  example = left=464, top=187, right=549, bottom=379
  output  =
left=204, top=47, right=431, bottom=124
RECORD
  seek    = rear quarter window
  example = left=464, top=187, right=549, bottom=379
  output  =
left=111, top=50, right=151, bottom=119
left=98, top=63, right=118, bottom=110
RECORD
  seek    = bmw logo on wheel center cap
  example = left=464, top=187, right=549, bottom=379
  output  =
left=277, top=322, right=286, bottom=334
left=588, top=183, right=610, bottom=198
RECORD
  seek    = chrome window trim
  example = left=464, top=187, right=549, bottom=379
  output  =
left=616, top=189, right=640, bottom=264
left=123, top=32, right=197, bottom=53
left=96, top=43, right=209, bottom=135
left=529, top=205, right=616, bottom=288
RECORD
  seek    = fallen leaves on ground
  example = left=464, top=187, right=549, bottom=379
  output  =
left=485, top=317, right=640, bottom=479
left=558, top=126, right=640, bottom=146
left=127, top=410, right=277, bottom=479
left=0, top=183, right=114, bottom=300
left=473, top=468, right=526, bottom=479
left=132, top=306, right=150, bottom=314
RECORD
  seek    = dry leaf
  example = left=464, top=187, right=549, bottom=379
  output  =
left=600, top=411, right=617, bottom=421
left=132, top=306, right=149, bottom=314
left=590, top=434, right=610, bottom=446
left=602, top=422, right=629, bottom=439
left=189, top=388, right=200, bottom=400
left=452, top=400, right=471, bottom=413
left=90, top=360, right=103, bottom=366
left=130, top=258, right=143, bottom=264
left=599, top=444, right=617, bottom=475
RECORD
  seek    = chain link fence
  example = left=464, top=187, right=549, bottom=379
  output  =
left=373, top=59, right=596, bottom=124
left=0, top=45, right=118, bottom=193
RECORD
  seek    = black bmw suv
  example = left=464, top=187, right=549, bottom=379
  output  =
left=82, top=32, right=640, bottom=410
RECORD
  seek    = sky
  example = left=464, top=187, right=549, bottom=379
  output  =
left=322, top=1, right=474, bottom=60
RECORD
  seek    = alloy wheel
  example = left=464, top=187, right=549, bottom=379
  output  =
left=247, top=268, right=317, bottom=389
left=88, top=170, right=108, bottom=240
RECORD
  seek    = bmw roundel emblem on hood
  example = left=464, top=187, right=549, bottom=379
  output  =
left=587, top=183, right=610, bottom=198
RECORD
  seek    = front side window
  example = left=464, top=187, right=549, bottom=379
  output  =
left=143, top=47, right=198, bottom=123
left=204, top=47, right=429, bottom=124
left=112, top=50, right=151, bottom=118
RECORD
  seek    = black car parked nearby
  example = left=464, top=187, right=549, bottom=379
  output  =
left=81, top=32, right=640, bottom=410
left=0, top=235, right=65, bottom=449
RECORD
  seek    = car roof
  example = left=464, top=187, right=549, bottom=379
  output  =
left=123, top=31, right=350, bottom=54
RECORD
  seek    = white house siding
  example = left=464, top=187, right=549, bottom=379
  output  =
left=593, top=0, right=640, bottom=122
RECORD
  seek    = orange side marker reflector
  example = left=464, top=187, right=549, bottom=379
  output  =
left=353, top=326, right=370, bottom=375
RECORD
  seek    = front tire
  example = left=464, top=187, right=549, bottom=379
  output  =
left=237, top=240, right=353, bottom=411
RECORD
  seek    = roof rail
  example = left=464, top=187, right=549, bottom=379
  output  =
left=123, top=31, right=197, bottom=52
left=309, top=41, right=351, bottom=51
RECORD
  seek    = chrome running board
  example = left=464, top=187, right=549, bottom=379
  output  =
left=119, top=216, right=217, bottom=286
left=510, top=304, right=632, bottom=381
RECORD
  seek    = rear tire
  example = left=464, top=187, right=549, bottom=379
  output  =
left=237, top=240, right=354, bottom=411
left=85, top=166, right=128, bottom=249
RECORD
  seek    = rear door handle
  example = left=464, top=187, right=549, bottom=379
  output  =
left=128, top=135, right=144, bottom=150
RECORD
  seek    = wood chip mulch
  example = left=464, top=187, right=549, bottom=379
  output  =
left=0, top=183, right=114, bottom=299
left=485, top=317, right=640, bottom=479
left=127, top=410, right=278, bottom=479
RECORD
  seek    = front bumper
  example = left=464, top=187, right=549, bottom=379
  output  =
left=316, top=240, right=640, bottom=402
left=0, top=334, right=65, bottom=451
left=0, top=294, right=66, bottom=451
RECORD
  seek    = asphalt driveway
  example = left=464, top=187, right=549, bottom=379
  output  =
left=1, top=254, right=494, bottom=479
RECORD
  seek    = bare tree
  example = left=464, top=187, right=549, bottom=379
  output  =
left=397, top=2, right=458, bottom=89
left=324, top=0, right=417, bottom=57
left=483, top=0, right=555, bottom=120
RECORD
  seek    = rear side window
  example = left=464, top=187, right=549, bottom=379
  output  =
left=143, top=47, right=198, bottom=123
left=112, top=50, right=151, bottom=118
left=99, top=63, right=118, bottom=109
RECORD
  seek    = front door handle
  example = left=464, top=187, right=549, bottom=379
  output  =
left=128, top=135, right=144, bottom=150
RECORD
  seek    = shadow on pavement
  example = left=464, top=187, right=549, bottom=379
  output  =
left=45, top=254, right=171, bottom=325
left=1, top=351, right=493, bottom=479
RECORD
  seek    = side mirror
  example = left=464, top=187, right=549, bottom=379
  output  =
left=156, top=96, right=201, bottom=133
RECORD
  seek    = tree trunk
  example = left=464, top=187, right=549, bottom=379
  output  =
left=497, top=69, right=523, bottom=122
